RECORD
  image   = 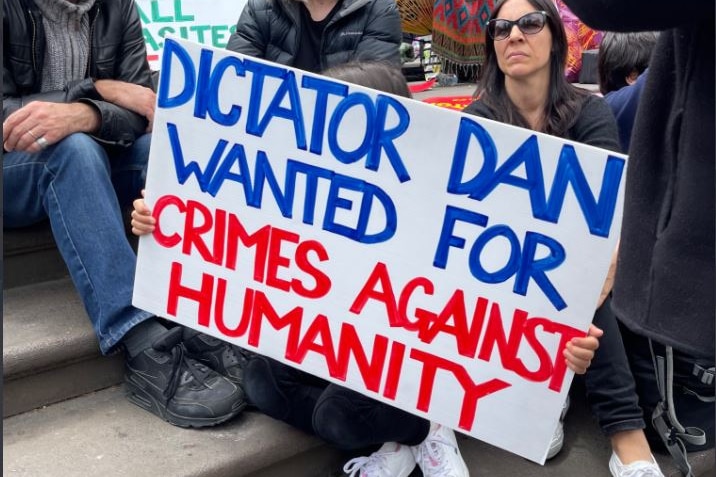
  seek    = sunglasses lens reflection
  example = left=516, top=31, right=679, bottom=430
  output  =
left=489, top=12, right=546, bottom=40
left=492, top=20, right=512, bottom=40
left=519, top=13, right=546, bottom=34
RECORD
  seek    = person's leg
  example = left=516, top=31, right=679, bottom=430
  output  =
left=112, top=134, right=253, bottom=391
left=3, top=134, right=153, bottom=353
left=585, top=297, right=646, bottom=436
left=584, top=297, right=661, bottom=474
left=313, top=385, right=426, bottom=477
left=314, top=385, right=469, bottom=477
left=313, top=384, right=430, bottom=450
left=622, top=324, right=715, bottom=452
left=108, top=132, right=150, bottom=209
left=4, top=134, right=246, bottom=427
left=243, top=355, right=329, bottom=435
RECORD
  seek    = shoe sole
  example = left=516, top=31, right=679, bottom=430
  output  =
left=124, top=375, right=247, bottom=428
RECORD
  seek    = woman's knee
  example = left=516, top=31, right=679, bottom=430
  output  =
left=313, top=389, right=366, bottom=449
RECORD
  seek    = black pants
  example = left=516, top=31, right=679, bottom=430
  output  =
left=584, top=297, right=715, bottom=451
left=243, top=355, right=431, bottom=450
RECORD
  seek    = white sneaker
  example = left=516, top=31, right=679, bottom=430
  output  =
left=547, top=395, right=570, bottom=459
left=609, top=452, right=665, bottom=477
left=343, top=442, right=416, bottom=477
left=411, top=424, right=469, bottom=477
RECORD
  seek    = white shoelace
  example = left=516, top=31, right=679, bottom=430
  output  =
left=343, top=453, right=389, bottom=477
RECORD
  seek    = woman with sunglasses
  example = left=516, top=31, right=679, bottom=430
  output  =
left=465, top=0, right=617, bottom=148
left=464, top=1, right=665, bottom=476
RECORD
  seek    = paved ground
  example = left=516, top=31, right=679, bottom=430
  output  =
left=411, top=82, right=478, bottom=101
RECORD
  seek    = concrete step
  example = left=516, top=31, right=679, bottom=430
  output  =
left=3, top=210, right=137, bottom=290
left=3, top=222, right=68, bottom=289
left=4, top=382, right=711, bottom=477
left=3, top=278, right=123, bottom=417
left=3, top=385, right=343, bottom=477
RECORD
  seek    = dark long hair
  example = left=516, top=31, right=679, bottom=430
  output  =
left=476, top=0, right=588, bottom=136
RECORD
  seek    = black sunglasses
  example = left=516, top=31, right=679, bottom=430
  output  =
left=487, top=11, right=548, bottom=41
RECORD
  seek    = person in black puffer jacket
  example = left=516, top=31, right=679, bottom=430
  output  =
left=227, top=0, right=402, bottom=73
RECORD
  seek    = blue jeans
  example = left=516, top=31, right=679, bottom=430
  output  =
left=3, top=133, right=154, bottom=354
left=244, top=355, right=430, bottom=450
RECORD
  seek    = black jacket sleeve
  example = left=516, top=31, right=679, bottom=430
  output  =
left=81, top=0, right=154, bottom=145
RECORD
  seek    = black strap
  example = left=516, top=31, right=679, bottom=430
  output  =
left=650, top=344, right=708, bottom=477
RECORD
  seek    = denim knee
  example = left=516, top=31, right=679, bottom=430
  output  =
left=44, top=133, right=111, bottom=178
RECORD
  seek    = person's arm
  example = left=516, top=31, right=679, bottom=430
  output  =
left=564, top=324, right=603, bottom=374
left=94, top=80, right=156, bottom=131
left=351, top=0, right=402, bottom=65
left=597, top=244, right=618, bottom=308
left=561, top=0, right=714, bottom=31
left=2, top=74, right=102, bottom=122
left=3, top=101, right=100, bottom=153
left=77, top=0, right=155, bottom=144
left=226, top=0, right=268, bottom=57
left=131, top=191, right=156, bottom=236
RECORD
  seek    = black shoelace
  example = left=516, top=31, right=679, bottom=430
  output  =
left=163, top=343, right=212, bottom=403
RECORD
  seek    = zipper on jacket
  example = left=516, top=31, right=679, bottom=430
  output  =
left=86, top=4, right=101, bottom=77
left=28, top=8, right=38, bottom=73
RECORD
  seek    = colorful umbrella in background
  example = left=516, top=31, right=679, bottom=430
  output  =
left=397, top=0, right=496, bottom=77
left=397, top=0, right=433, bottom=35
left=431, top=0, right=496, bottom=70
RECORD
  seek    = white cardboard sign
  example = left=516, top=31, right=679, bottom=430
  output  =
left=133, top=37, right=626, bottom=463
left=135, top=0, right=247, bottom=69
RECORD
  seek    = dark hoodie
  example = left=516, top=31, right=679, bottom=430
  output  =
left=562, top=0, right=715, bottom=359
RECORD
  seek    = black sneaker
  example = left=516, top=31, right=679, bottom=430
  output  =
left=182, top=329, right=252, bottom=388
left=124, top=326, right=246, bottom=428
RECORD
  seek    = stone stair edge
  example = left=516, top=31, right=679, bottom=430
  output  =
left=3, top=385, right=343, bottom=477
left=3, top=221, right=56, bottom=256
left=3, top=277, right=100, bottom=378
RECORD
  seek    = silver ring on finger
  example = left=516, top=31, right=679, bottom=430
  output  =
left=36, top=136, right=50, bottom=149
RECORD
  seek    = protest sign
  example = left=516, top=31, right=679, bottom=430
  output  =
left=135, top=0, right=246, bottom=68
left=133, top=37, right=627, bottom=463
